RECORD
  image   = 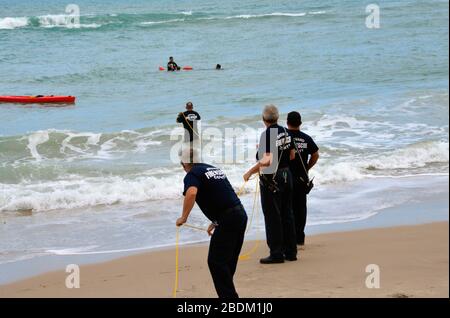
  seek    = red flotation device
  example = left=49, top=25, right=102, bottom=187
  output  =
left=158, top=66, right=193, bottom=71
left=0, top=95, right=76, bottom=104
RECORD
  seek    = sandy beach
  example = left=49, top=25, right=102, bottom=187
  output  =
left=1, top=222, right=448, bottom=298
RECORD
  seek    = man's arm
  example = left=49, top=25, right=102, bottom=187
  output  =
left=289, top=148, right=295, bottom=161
left=307, top=151, right=319, bottom=171
left=176, top=112, right=183, bottom=123
left=243, top=153, right=272, bottom=181
left=176, top=186, right=197, bottom=226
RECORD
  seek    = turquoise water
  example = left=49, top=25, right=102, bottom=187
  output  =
left=0, top=0, right=448, bottom=264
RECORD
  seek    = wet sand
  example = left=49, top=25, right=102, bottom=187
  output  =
left=1, top=222, right=448, bottom=298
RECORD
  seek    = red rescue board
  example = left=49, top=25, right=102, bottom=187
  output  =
left=0, top=95, right=76, bottom=104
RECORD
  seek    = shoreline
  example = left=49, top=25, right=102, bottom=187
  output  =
left=0, top=175, right=448, bottom=285
left=0, top=222, right=448, bottom=298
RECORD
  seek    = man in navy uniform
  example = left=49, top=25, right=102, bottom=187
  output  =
left=243, top=104, right=297, bottom=264
left=287, top=111, right=319, bottom=246
left=176, top=149, right=247, bottom=298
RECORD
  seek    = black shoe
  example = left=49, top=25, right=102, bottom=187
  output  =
left=259, top=256, right=284, bottom=264
left=284, top=255, right=298, bottom=261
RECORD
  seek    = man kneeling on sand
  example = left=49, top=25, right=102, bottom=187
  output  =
left=176, top=148, right=248, bottom=298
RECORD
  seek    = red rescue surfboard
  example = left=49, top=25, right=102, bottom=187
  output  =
left=158, top=66, right=193, bottom=71
left=0, top=95, right=76, bottom=104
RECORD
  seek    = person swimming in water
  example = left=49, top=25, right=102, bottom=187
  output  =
left=167, top=57, right=181, bottom=71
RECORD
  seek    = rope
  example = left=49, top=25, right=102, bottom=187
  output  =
left=172, top=226, right=180, bottom=298
left=236, top=175, right=257, bottom=196
left=238, top=178, right=260, bottom=260
left=181, top=112, right=201, bottom=138
left=183, top=223, right=208, bottom=232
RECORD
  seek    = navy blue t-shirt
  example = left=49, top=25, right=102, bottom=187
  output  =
left=288, top=129, right=319, bottom=180
left=183, top=163, right=241, bottom=222
left=176, top=110, right=201, bottom=131
left=177, top=110, right=201, bottom=142
left=257, top=124, right=294, bottom=169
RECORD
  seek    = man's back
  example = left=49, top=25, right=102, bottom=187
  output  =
left=257, top=123, right=293, bottom=170
left=183, top=163, right=241, bottom=222
left=177, top=110, right=201, bottom=141
left=177, top=110, right=201, bottom=128
left=288, top=129, right=318, bottom=180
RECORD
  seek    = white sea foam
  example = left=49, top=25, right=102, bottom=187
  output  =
left=17, top=129, right=162, bottom=162
left=312, top=140, right=449, bottom=184
left=308, top=11, right=327, bottom=15
left=26, top=131, right=50, bottom=161
left=307, top=211, right=379, bottom=226
left=2, top=118, right=448, bottom=213
left=365, top=141, right=449, bottom=170
left=1, top=138, right=447, bottom=213
left=38, top=14, right=101, bottom=28
left=38, top=14, right=73, bottom=27
left=0, top=173, right=184, bottom=212
left=140, top=19, right=185, bottom=26
left=0, top=17, right=28, bottom=29
left=225, top=12, right=307, bottom=19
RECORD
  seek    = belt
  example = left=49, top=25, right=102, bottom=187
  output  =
left=223, top=204, right=244, bottom=215
left=260, top=167, right=290, bottom=179
left=214, top=204, right=245, bottom=223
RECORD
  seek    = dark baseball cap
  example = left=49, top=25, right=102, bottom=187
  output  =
left=287, top=111, right=302, bottom=127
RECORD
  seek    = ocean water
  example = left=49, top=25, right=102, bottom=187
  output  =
left=0, top=0, right=448, bottom=265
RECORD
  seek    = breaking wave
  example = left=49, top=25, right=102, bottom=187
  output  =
left=0, top=11, right=327, bottom=30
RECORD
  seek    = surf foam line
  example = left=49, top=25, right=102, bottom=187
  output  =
left=45, top=239, right=207, bottom=256
left=1, top=11, right=327, bottom=30
left=0, top=17, right=29, bottom=29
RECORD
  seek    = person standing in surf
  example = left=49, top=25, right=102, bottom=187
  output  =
left=176, top=101, right=201, bottom=143
left=243, top=104, right=298, bottom=264
left=287, top=111, right=319, bottom=246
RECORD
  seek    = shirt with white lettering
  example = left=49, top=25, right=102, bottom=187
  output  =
left=183, top=163, right=241, bottom=222
left=287, top=129, right=319, bottom=180
left=257, top=124, right=294, bottom=169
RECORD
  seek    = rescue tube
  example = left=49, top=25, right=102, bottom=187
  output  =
left=158, top=66, right=193, bottom=71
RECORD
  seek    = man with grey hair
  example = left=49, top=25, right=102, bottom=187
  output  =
left=176, top=148, right=248, bottom=298
left=243, top=104, right=298, bottom=264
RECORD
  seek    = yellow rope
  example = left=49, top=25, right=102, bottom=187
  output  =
left=181, top=112, right=201, bottom=138
left=238, top=178, right=261, bottom=260
left=236, top=174, right=258, bottom=196
left=183, top=223, right=207, bottom=232
left=172, top=226, right=180, bottom=298
left=244, top=176, right=259, bottom=235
